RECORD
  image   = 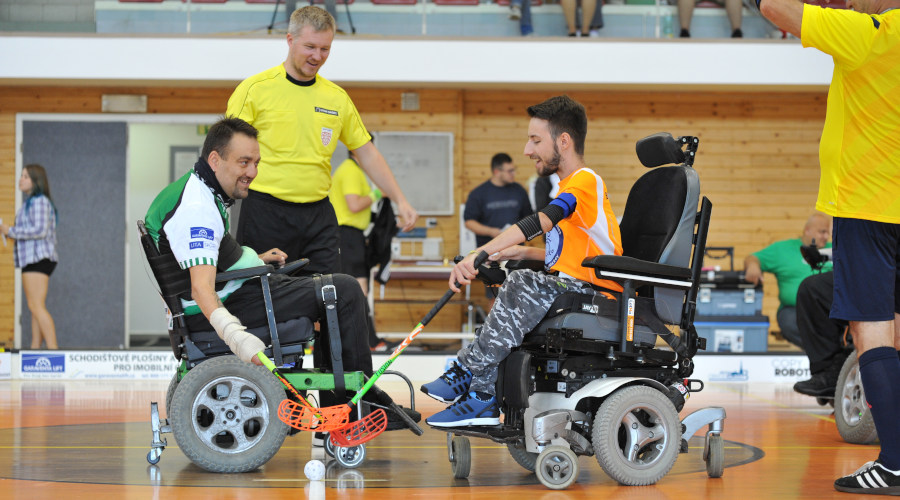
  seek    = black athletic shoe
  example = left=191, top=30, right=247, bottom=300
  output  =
left=835, top=460, right=900, bottom=494
left=793, top=370, right=839, bottom=397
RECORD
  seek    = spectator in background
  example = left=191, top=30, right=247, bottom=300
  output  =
left=743, top=212, right=832, bottom=347
left=508, top=0, right=534, bottom=36
left=561, top=0, right=598, bottom=36
left=678, top=0, right=744, bottom=38
left=0, top=165, right=59, bottom=350
left=464, top=153, right=533, bottom=249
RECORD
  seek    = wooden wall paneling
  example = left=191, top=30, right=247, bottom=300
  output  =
left=0, top=114, right=16, bottom=347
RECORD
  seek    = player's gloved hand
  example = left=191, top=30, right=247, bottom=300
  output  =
left=369, top=188, right=383, bottom=204
left=210, top=308, right=265, bottom=364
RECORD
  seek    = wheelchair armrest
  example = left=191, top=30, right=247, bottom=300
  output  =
left=214, top=264, right=275, bottom=283
left=582, top=255, right=692, bottom=287
left=273, top=258, right=309, bottom=275
left=505, top=259, right=546, bottom=272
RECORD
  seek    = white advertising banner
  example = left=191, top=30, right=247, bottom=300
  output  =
left=691, top=354, right=811, bottom=383
left=0, top=351, right=11, bottom=379
left=17, top=350, right=179, bottom=380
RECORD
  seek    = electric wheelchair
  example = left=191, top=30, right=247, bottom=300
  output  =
left=432, top=133, right=726, bottom=489
left=138, top=221, right=421, bottom=472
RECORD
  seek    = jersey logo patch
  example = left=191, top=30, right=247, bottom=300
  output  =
left=545, top=226, right=563, bottom=268
left=190, top=227, right=215, bottom=240
left=315, top=107, right=339, bottom=116
left=321, top=127, right=333, bottom=146
left=189, top=241, right=204, bottom=250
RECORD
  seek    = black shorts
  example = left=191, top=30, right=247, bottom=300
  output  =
left=21, top=259, right=57, bottom=276
left=338, top=226, right=369, bottom=278
left=236, top=191, right=339, bottom=275
left=831, top=217, right=900, bottom=322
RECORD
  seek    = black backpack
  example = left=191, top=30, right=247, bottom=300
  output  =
left=365, top=197, right=399, bottom=284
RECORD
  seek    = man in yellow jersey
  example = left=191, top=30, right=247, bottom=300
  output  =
left=421, top=95, right=624, bottom=427
left=760, top=0, right=900, bottom=493
left=226, top=6, right=417, bottom=276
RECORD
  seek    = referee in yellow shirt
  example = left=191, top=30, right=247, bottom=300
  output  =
left=226, top=6, right=417, bottom=275
left=760, top=0, right=900, bottom=494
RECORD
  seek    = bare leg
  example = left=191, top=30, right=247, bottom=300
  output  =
left=894, top=312, right=900, bottom=351
left=677, top=0, right=694, bottom=31
left=851, top=319, right=894, bottom=356
left=580, top=0, right=597, bottom=34
left=560, top=0, right=578, bottom=34
left=724, top=0, right=742, bottom=31
left=23, top=272, right=57, bottom=349
left=30, top=315, right=42, bottom=349
left=356, top=277, right=369, bottom=297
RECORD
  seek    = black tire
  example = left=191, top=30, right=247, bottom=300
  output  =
left=705, top=433, right=724, bottom=478
left=835, top=351, right=878, bottom=445
left=535, top=445, right=579, bottom=490
left=451, top=436, right=472, bottom=479
left=507, top=442, right=538, bottom=472
left=165, top=373, right=179, bottom=417
left=169, top=356, right=289, bottom=473
left=592, top=385, right=681, bottom=486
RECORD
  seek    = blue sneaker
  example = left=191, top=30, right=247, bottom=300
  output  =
left=421, top=362, right=473, bottom=404
left=426, top=392, right=500, bottom=428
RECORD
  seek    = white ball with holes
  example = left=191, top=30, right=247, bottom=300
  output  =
left=304, top=459, right=326, bottom=481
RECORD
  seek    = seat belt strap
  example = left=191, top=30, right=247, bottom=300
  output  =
left=314, top=274, right=345, bottom=399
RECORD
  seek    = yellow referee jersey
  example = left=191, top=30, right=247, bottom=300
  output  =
left=802, top=6, right=900, bottom=224
left=226, top=64, right=372, bottom=203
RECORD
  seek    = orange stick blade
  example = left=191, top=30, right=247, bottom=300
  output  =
left=277, top=400, right=351, bottom=432
left=329, top=408, right=388, bottom=447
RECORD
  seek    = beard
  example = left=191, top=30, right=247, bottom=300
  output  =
left=536, top=144, right=562, bottom=177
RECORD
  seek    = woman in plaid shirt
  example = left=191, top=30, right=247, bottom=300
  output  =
left=1, top=164, right=58, bottom=349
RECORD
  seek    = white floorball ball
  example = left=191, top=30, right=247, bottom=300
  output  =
left=304, top=459, right=326, bottom=481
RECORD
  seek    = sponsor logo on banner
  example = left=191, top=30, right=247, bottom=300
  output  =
left=0, top=351, right=11, bottom=379
left=771, top=357, right=810, bottom=379
left=691, top=354, right=810, bottom=383
left=21, top=353, right=65, bottom=374
left=709, top=361, right=750, bottom=382
left=321, top=127, right=333, bottom=147
left=190, top=227, right=214, bottom=240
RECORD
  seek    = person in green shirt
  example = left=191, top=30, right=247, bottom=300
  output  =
left=743, top=212, right=832, bottom=347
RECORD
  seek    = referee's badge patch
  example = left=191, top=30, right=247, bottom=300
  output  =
left=321, top=127, right=333, bottom=146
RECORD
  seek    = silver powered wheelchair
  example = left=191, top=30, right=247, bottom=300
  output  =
left=137, top=221, right=421, bottom=472
left=432, top=133, right=725, bottom=489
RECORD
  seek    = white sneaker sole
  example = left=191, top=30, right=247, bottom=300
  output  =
left=427, top=417, right=500, bottom=427
left=421, top=389, right=464, bottom=405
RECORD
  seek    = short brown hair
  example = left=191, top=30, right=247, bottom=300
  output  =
left=289, top=6, right=336, bottom=36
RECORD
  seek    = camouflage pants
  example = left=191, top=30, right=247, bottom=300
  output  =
left=458, top=269, right=594, bottom=395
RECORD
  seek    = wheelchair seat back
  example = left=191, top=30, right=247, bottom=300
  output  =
left=619, top=165, right=700, bottom=324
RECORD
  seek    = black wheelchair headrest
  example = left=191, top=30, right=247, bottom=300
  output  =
left=636, top=132, right=688, bottom=168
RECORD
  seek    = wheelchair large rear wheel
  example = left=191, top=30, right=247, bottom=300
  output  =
left=592, top=385, right=681, bottom=486
left=507, top=442, right=537, bottom=472
left=169, top=356, right=289, bottom=473
left=165, top=373, right=179, bottom=416
left=835, top=351, right=878, bottom=445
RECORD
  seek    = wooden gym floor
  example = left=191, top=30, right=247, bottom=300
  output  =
left=0, top=377, right=881, bottom=500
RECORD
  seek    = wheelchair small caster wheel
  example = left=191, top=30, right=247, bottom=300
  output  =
left=536, top=445, right=579, bottom=490
left=147, top=449, right=161, bottom=465
left=334, top=443, right=366, bottom=469
left=449, top=436, right=471, bottom=479
left=705, top=433, right=724, bottom=478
